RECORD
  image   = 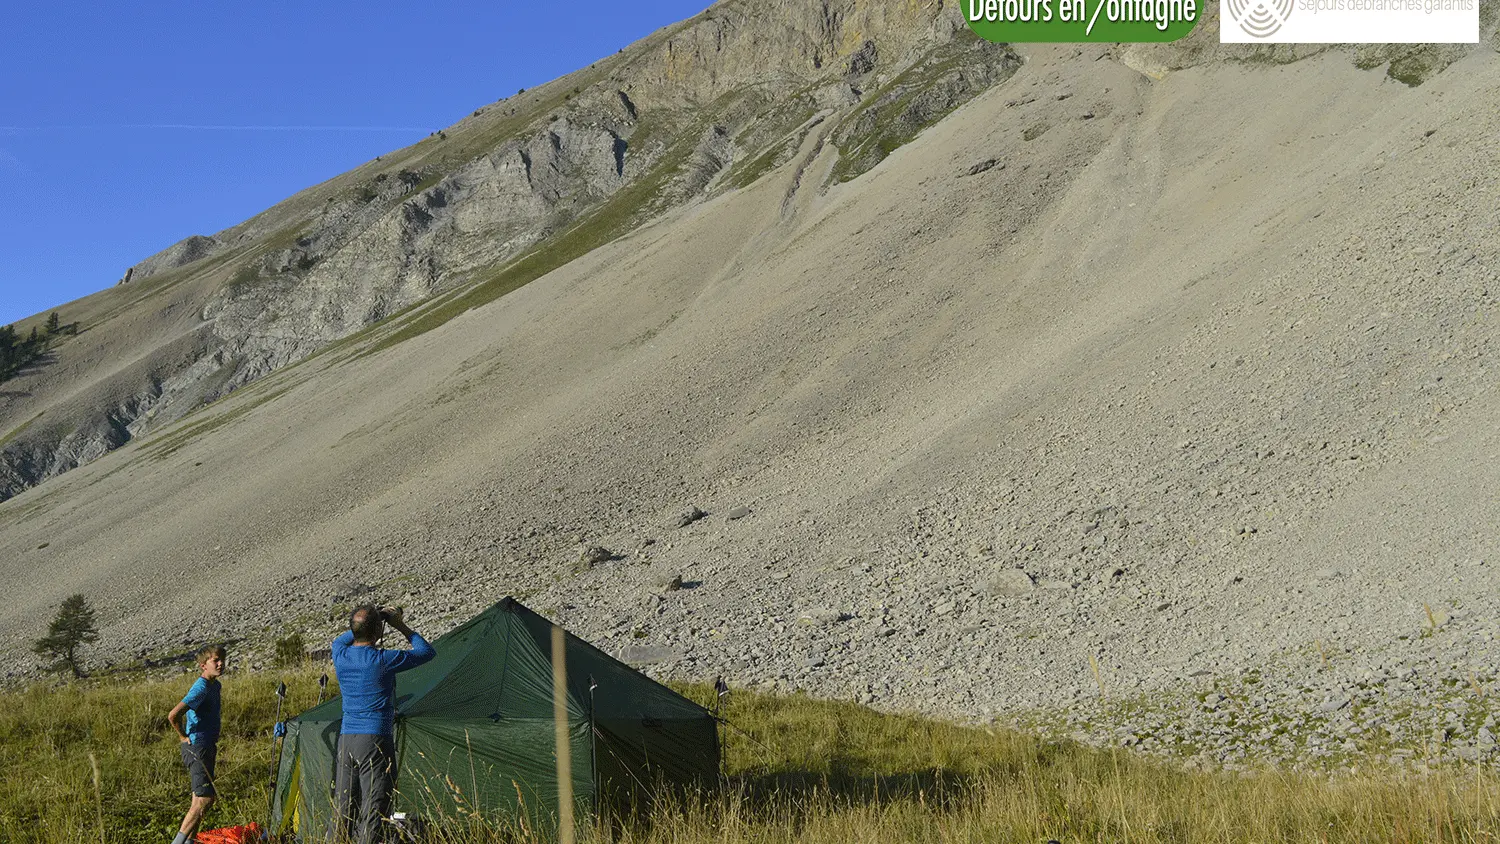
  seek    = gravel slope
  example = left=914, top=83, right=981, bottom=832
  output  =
left=4, top=42, right=1499, bottom=766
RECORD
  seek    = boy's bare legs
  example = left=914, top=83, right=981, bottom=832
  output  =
left=169, top=648, right=225, bottom=844
left=173, top=795, right=213, bottom=843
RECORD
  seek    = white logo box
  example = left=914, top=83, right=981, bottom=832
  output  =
left=1220, top=0, right=1478, bottom=42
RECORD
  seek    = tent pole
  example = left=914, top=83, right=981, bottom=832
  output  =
left=265, top=680, right=287, bottom=828
left=587, top=675, right=599, bottom=826
left=552, top=625, right=576, bottom=844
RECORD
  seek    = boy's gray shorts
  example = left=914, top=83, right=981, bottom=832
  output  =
left=180, top=742, right=218, bottom=797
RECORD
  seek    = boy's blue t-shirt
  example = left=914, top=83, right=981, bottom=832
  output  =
left=181, top=677, right=221, bottom=745
left=332, top=630, right=436, bottom=736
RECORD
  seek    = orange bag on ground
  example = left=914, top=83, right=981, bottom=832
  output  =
left=196, top=822, right=263, bottom=843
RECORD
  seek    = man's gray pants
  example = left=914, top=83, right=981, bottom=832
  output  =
left=334, top=733, right=397, bottom=844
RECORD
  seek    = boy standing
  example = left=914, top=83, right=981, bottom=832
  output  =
left=167, top=645, right=226, bottom=844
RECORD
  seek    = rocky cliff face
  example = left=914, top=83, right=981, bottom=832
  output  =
left=125, top=235, right=223, bottom=285
left=4, top=0, right=1496, bottom=502
left=0, top=0, right=1019, bottom=502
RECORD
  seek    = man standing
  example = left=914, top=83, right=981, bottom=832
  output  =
left=332, top=605, right=436, bottom=844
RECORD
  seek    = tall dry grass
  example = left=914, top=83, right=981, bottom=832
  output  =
left=0, top=666, right=328, bottom=843
left=2, top=668, right=1498, bottom=842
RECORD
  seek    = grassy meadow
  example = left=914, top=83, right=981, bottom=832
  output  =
left=2, top=665, right=1499, bottom=842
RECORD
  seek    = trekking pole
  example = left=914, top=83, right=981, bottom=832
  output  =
left=712, top=675, right=729, bottom=778
left=265, top=681, right=287, bottom=827
left=315, top=672, right=329, bottom=706
left=587, top=676, right=599, bottom=821
left=713, top=675, right=730, bottom=716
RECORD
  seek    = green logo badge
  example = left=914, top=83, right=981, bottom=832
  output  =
left=966, top=0, right=1201, bottom=42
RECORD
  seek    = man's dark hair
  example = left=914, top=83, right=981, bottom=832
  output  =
left=350, top=604, right=383, bottom=642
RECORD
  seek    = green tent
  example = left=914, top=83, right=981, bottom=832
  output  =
left=270, top=597, right=719, bottom=838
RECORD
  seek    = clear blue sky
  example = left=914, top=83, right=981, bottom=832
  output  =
left=0, top=1, right=711, bottom=326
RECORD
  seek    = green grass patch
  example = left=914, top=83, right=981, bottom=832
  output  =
left=829, top=36, right=1018, bottom=185
left=1350, top=44, right=1467, bottom=86
left=727, top=133, right=800, bottom=191
left=0, top=413, right=44, bottom=450
left=226, top=264, right=262, bottom=291
left=1387, top=52, right=1441, bottom=87
left=6, top=670, right=1500, bottom=843
left=137, top=384, right=295, bottom=463
left=258, top=222, right=312, bottom=255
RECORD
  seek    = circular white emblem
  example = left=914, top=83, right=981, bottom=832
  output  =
left=1225, top=0, right=1294, bottom=37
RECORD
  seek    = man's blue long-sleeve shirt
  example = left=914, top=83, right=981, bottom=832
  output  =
left=332, top=630, right=436, bottom=736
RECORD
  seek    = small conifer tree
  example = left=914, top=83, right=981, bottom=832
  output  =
left=33, top=594, right=99, bottom=678
left=45, top=311, right=60, bottom=334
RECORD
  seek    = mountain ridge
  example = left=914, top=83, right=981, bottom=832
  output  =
left=1, top=0, right=1023, bottom=501
left=4, top=0, right=1500, bottom=768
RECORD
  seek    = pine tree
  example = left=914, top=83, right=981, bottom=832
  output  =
left=45, top=311, right=60, bottom=334
left=0, top=325, right=16, bottom=380
left=33, top=594, right=99, bottom=678
left=0, top=322, right=47, bottom=383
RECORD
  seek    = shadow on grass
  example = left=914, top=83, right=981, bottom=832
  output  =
left=731, top=764, right=972, bottom=809
left=2, top=349, right=59, bottom=386
left=596, top=763, right=981, bottom=840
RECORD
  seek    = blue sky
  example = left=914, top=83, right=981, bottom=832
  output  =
left=0, top=1, right=711, bottom=326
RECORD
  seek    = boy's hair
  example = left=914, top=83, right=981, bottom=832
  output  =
left=350, top=604, right=383, bottom=642
left=195, top=644, right=226, bottom=665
